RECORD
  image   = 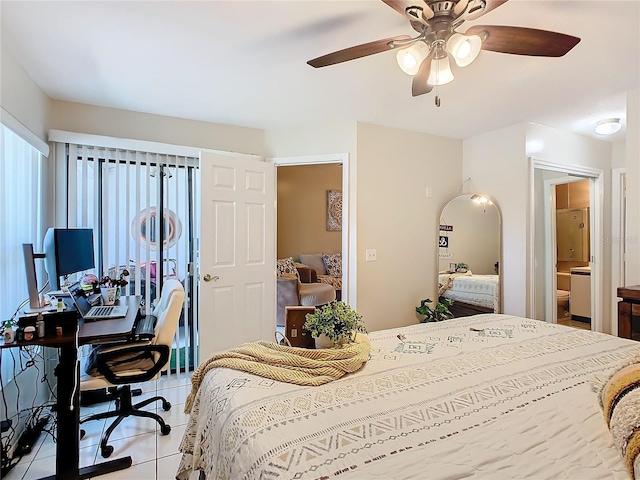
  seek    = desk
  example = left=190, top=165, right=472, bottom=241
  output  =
left=617, top=286, right=640, bottom=339
left=2, top=295, right=141, bottom=480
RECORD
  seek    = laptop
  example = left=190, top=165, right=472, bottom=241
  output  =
left=66, top=282, right=129, bottom=321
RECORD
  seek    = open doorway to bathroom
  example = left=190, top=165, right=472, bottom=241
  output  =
left=532, top=161, right=604, bottom=332
left=553, top=178, right=591, bottom=330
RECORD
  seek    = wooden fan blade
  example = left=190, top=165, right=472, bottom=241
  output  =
left=466, top=25, right=581, bottom=57
left=412, top=56, right=433, bottom=97
left=381, top=0, right=434, bottom=22
left=465, top=0, right=509, bottom=20
left=307, top=35, right=411, bottom=68
left=453, top=0, right=469, bottom=17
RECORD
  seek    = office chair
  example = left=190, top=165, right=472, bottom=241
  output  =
left=79, top=278, right=185, bottom=458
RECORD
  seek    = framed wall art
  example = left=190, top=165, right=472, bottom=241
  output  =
left=327, top=190, right=342, bottom=231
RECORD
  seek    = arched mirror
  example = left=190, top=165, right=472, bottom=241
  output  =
left=437, top=194, right=502, bottom=317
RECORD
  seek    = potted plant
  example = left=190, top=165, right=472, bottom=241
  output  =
left=304, top=301, right=367, bottom=348
left=455, top=262, right=469, bottom=273
left=94, top=269, right=129, bottom=305
left=416, top=298, right=454, bottom=322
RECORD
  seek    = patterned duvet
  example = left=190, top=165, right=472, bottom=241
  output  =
left=178, top=314, right=639, bottom=480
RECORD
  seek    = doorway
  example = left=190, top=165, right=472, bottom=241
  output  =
left=531, top=160, right=604, bottom=332
left=270, top=153, right=353, bottom=309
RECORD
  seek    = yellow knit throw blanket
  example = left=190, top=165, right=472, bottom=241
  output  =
left=184, top=334, right=371, bottom=413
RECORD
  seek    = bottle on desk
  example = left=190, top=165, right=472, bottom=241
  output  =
left=3, top=319, right=15, bottom=343
left=36, top=313, right=45, bottom=338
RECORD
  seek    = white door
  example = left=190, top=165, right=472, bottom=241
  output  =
left=198, top=150, right=275, bottom=361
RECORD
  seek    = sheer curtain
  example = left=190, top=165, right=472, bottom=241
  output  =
left=0, top=124, right=44, bottom=320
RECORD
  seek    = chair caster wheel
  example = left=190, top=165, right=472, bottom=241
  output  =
left=80, top=429, right=86, bottom=439
left=101, top=445, right=114, bottom=458
left=162, top=401, right=171, bottom=411
left=160, top=424, right=171, bottom=435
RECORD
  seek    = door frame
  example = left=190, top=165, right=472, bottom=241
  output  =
left=611, top=168, right=627, bottom=336
left=529, top=158, right=604, bottom=332
left=268, top=153, right=355, bottom=306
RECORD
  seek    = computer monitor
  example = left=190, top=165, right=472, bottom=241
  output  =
left=23, top=228, right=96, bottom=312
left=43, top=228, right=95, bottom=291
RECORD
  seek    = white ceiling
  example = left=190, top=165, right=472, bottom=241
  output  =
left=2, top=0, right=638, bottom=141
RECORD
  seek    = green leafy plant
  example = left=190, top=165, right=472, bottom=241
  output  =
left=416, top=298, right=454, bottom=322
left=455, top=262, right=469, bottom=271
left=304, top=301, right=367, bottom=344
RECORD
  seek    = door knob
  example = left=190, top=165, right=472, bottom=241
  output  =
left=203, top=274, right=219, bottom=282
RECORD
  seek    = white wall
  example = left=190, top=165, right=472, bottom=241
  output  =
left=264, top=121, right=357, bottom=159
left=356, top=123, right=462, bottom=333
left=464, top=122, right=614, bottom=326
left=463, top=124, right=528, bottom=316
left=626, top=88, right=640, bottom=285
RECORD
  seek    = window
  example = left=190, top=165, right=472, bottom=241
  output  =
left=0, top=124, right=44, bottom=321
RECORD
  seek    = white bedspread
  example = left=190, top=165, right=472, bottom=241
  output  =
left=178, top=314, right=640, bottom=480
left=439, top=274, right=499, bottom=311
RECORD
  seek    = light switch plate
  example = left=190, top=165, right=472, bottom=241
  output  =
left=365, top=249, right=377, bottom=261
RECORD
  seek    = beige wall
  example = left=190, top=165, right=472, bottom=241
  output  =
left=356, top=123, right=462, bottom=333
left=0, top=46, right=50, bottom=142
left=277, top=164, right=342, bottom=259
left=49, top=100, right=265, bottom=156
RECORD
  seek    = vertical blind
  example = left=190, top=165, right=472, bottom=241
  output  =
left=66, top=144, right=200, bottom=373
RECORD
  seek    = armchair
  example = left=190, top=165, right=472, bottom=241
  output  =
left=276, top=263, right=335, bottom=327
left=79, top=278, right=185, bottom=458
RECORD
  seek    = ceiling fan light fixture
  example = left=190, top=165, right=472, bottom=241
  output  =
left=447, top=33, right=482, bottom=67
left=594, top=118, right=621, bottom=136
left=427, top=54, right=454, bottom=86
left=396, top=41, right=430, bottom=76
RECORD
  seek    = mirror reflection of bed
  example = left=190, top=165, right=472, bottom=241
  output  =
left=437, top=193, right=501, bottom=317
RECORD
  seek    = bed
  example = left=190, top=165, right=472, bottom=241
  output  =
left=177, top=314, right=640, bottom=480
left=438, top=273, right=500, bottom=316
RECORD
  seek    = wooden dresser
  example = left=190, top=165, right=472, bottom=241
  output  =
left=618, top=285, right=640, bottom=339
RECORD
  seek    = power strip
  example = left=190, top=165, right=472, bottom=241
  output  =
left=16, top=416, right=49, bottom=456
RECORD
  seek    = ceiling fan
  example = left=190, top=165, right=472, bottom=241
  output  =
left=307, top=0, right=580, bottom=104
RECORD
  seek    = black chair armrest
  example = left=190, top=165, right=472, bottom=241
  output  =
left=96, top=344, right=170, bottom=384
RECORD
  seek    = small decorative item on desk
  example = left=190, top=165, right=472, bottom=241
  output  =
left=80, top=273, right=99, bottom=293
left=303, top=301, right=367, bottom=349
left=2, top=319, right=15, bottom=343
left=96, top=269, right=129, bottom=306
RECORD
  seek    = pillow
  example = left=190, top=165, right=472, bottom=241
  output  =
left=276, top=257, right=299, bottom=279
left=299, top=253, right=327, bottom=276
left=595, top=355, right=640, bottom=479
left=322, top=253, right=342, bottom=277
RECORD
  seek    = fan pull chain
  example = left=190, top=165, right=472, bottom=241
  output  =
left=434, top=85, right=441, bottom=107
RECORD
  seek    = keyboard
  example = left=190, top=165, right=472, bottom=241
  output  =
left=91, top=306, right=115, bottom=317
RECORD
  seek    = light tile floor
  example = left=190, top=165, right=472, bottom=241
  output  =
left=4, top=372, right=197, bottom=480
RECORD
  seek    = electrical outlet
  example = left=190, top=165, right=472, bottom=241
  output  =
left=365, top=249, right=377, bottom=262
